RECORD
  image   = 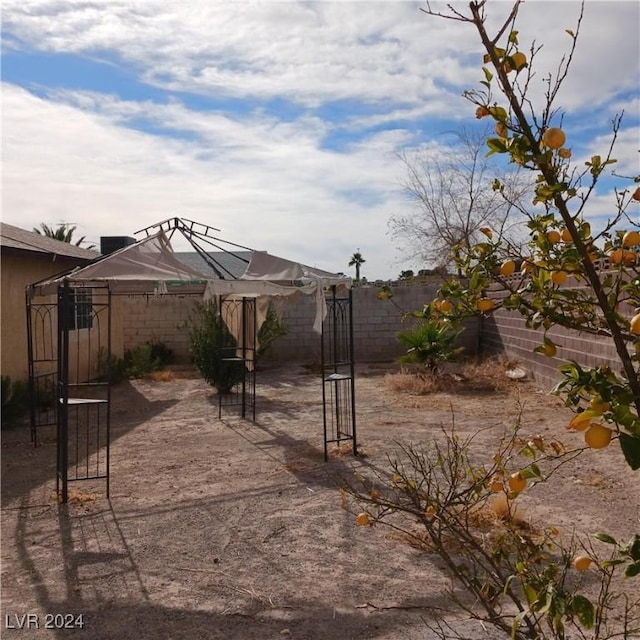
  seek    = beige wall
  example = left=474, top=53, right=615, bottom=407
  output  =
left=1, top=252, right=89, bottom=382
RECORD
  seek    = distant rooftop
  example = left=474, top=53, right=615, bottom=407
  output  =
left=0, top=222, right=99, bottom=261
left=173, top=250, right=252, bottom=280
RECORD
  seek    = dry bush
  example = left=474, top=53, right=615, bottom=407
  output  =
left=146, top=369, right=176, bottom=382
left=384, top=355, right=520, bottom=395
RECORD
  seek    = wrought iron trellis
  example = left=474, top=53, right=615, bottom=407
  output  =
left=27, top=280, right=112, bottom=503
left=217, top=295, right=256, bottom=421
left=321, top=285, right=357, bottom=461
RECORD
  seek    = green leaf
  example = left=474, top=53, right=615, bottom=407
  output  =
left=482, top=66, right=493, bottom=83
left=523, top=582, right=537, bottom=605
left=486, top=138, right=508, bottom=156
left=625, top=561, right=640, bottom=578
left=508, top=30, right=519, bottom=44
left=572, top=595, right=595, bottom=629
left=619, top=433, right=640, bottom=470
left=594, top=532, right=617, bottom=545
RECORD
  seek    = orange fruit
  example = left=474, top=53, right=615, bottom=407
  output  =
left=476, top=298, right=495, bottom=312
left=551, top=271, right=568, bottom=286
left=573, top=555, right=592, bottom=572
left=500, top=260, right=516, bottom=277
left=584, top=423, right=613, bottom=449
left=623, top=250, right=637, bottom=266
left=508, top=472, right=527, bottom=493
left=356, top=512, right=371, bottom=526
left=489, top=476, right=503, bottom=493
left=542, top=341, right=557, bottom=357
left=631, top=312, right=640, bottom=335
left=558, top=148, right=572, bottom=159
left=622, top=230, right=640, bottom=247
left=546, top=230, right=561, bottom=244
left=560, top=227, right=573, bottom=243
left=542, top=127, right=566, bottom=149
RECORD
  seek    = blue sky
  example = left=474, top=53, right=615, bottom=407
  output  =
left=2, top=1, right=639, bottom=279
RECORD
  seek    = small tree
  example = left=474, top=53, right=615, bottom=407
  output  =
left=33, top=222, right=95, bottom=249
left=420, top=0, right=640, bottom=469
left=184, top=300, right=246, bottom=394
left=348, top=2, right=639, bottom=638
left=348, top=249, right=366, bottom=282
left=389, top=127, right=530, bottom=272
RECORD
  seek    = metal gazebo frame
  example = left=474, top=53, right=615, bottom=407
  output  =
left=26, top=218, right=357, bottom=502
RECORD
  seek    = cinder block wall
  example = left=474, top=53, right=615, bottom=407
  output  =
left=118, top=284, right=480, bottom=365
left=481, top=268, right=631, bottom=390
left=118, top=277, right=628, bottom=388
left=119, top=295, right=201, bottom=361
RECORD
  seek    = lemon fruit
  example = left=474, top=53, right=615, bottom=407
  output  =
left=500, top=260, right=516, bottom=277
left=476, top=298, right=495, bottom=313
left=511, top=51, right=527, bottom=70
left=589, top=397, right=610, bottom=414
left=546, top=230, right=561, bottom=244
left=439, top=300, right=454, bottom=314
left=622, top=230, right=640, bottom=247
left=584, top=423, right=613, bottom=449
left=560, top=227, right=573, bottom=243
left=573, top=555, right=592, bottom=572
left=508, top=472, right=527, bottom=493
left=609, top=248, right=624, bottom=265
left=542, top=127, right=566, bottom=149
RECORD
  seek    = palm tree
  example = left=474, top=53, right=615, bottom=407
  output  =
left=33, top=223, right=95, bottom=249
left=348, top=249, right=366, bottom=282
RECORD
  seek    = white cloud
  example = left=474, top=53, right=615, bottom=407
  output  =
left=1, top=83, right=408, bottom=278
left=1, top=1, right=638, bottom=279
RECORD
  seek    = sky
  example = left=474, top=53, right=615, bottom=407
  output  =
left=1, top=1, right=639, bottom=281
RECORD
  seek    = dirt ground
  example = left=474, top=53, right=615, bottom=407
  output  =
left=1, top=362, right=639, bottom=640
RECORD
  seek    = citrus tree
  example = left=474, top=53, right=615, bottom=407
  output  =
left=345, top=2, right=639, bottom=638
left=423, top=0, right=640, bottom=469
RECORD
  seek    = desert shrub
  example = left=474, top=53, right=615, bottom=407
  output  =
left=184, top=299, right=246, bottom=393
left=257, top=302, right=288, bottom=360
left=95, top=347, right=126, bottom=383
left=123, top=344, right=162, bottom=379
left=146, top=340, right=174, bottom=366
left=1, top=375, right=29, bottom=427
left=396, top=318, right=464, bottom=372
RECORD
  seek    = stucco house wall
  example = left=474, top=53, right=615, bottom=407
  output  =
left=0, top=223, right=98, bottom=383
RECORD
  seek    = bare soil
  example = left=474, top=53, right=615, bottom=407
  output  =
left=2, top=362, right=638, bottom=639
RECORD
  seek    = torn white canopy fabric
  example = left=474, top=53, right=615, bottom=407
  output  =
left=28, top=230, right=350, bottom=333
left=29, top=232, right=210, bottom=296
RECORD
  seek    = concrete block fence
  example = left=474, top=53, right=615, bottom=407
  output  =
left=117, top=277, right=628, bottom=391
left=117, top=284, right=479, bottom=366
